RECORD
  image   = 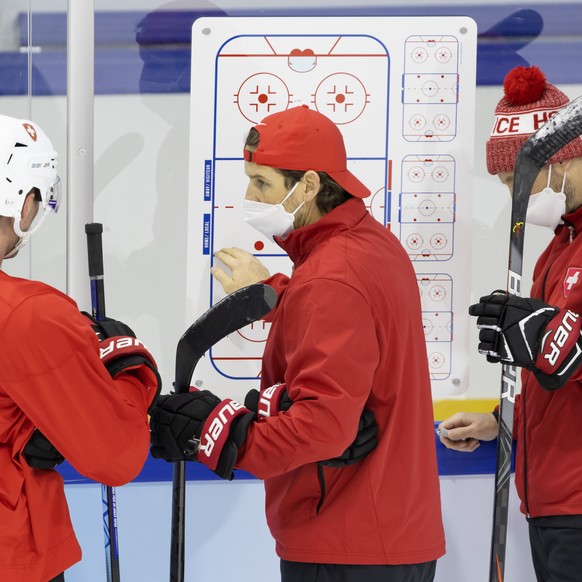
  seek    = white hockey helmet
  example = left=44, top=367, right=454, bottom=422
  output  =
left=0, top=114, right=61, bottom=254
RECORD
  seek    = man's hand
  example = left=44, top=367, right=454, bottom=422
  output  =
left=211, top=247, right=270, bottom=294
left=83, top=313, right=162, bottom=409
left=469, top=291, right=582, bottom=389
left=244, top=386, right=378, bottom=466
left=437, top=412, right=499, bottom=452
left=23, top=430, right=65, bottom=470
left=149, top=389, right=254, bottom=480
left=320, top=408, right=377, bottom=467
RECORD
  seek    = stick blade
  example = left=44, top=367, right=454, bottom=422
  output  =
left=509, top=94, right=582, bottom=274
left=175, top=283, right=277, bottom=392
left=519, top=93, right=582, bottom=169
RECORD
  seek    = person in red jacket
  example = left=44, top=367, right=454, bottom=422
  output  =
left=438, top=66, right=582, bottom=582
left=0, top=114, right=161, bottom=582
left=149, top=105, right=445, bottom=581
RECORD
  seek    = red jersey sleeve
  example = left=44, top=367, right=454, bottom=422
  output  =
left=0, top=291, right=151, bottom=486
left=237, top=278, right=379, bottom=479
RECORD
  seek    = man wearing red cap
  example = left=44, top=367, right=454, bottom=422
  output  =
left=149, top=105, right=445, bottom=581
left=439, top=66, right=582, bottom=581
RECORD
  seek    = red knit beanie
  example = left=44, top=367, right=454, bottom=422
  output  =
left=486, top=66, right=582, bottom=174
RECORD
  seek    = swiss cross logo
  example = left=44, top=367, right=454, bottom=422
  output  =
left=564, top=267, right=582, bottom=297
left=22, top=123, right=37, bottom=142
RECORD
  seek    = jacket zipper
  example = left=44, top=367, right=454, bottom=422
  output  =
left=523, top=243, right=554, bottom=518
left=316, top=463, right=326, bottom=514
left=522, top=374, right=530, bottom=518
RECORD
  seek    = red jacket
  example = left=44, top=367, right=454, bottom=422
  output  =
left=238, top=198, right=445, bottom=565
left=0, top=272, right=156, bottom=581
left=514, top=205, right=582, bottom=518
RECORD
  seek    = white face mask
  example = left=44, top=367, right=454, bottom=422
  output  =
left=526, top=166, right=566, bottom=231
left=243, top=182, right=304, bottom=240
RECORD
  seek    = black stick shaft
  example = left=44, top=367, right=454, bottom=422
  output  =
left=171, top=462, right=186, bottom=582
left=86, top=222, right=106, bottom=318
left=489, top=143, right=537, bottom=581
left=168, top=284, right=277, bottom=582
left=85, top=222, right=121, bottom=582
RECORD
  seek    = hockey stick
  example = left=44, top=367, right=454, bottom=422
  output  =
left=170, top=283, right=277, bottom=582
left=489, top=94, right=582, bottom=582
left=85, top=223, right=121, bottom=582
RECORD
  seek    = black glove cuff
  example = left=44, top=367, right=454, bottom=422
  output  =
left=23, top=430, right=65, bottom=470
left=210, top=412, right=254, bottom=481
left=81, top=311, right=137, bottom=340
left=533, top=364, right=577, bottom=391
left=229, top=411, right=255, bottom=448
left=105, top=353, right=147, bottom=377
left=244, top=389, right=260, bottom=414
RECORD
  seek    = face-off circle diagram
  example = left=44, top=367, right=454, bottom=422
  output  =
left=430, top=233, right=448, bottom=250
left=433, top=114, right=451, bottom=130
left=406, top=233, right=424, bottom=250
left=409, top=115, right=427, bottom=131
left=418, top=198, right=436, bottom=217
left=429, top=351, right=446, bottom=369
left=428, top=284, right=447, bottom=301
left=235, top=73, right=291, bottom=123
left=408, top=165, right=426, bottom=182
left=411, top=46, right=429, bottom=64
left=435, top=46, right=453, bottom=63
left=314, top=73, right=369, bottom=124
left=421, top=79, right=439, bottom=99
left=431, top=165, right=449, bottom=182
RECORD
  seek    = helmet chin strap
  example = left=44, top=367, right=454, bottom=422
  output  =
left=4, top=234, right=29, bottom=259
left=4, top=212, right=28, bottom=259
left=4, top=209, right=43, bottom=259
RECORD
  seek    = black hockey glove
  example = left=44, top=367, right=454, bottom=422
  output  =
left=244, top=384, right=292, bottom=418
left=469, top=291, right=582, bottom=390
left=83, top=312, right=162, bottom=409
left=83, top=312, right=137, bottom=341
left=320, top=408, right=378, bottom=468
left=149, top=388, right=254, bottom=480
left=23, top=429, right=64, bottom=470
left=245, top=386, right=378, bottom=466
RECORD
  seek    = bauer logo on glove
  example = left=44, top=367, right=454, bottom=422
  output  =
left=540, top=310, right=580, bottom=367
left=149, top=389, right=254, bottom=480
left=469, top=290, right=582, bottom=390
left=196, top=398, right=250, bottom=470
left=100, top=336, right=147, bottom=359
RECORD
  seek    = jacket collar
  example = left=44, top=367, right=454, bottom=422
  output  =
left=275, top=197, right=368, bottom=265
left=561, top=204, right=582, bottom=234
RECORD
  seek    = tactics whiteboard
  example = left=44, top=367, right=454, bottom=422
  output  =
left=186, top=17, right=477, bottom=400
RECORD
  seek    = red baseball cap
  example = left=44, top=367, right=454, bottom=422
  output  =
left=243, top=105, right=371, bottom=198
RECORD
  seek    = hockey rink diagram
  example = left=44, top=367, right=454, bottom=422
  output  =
left=187, top=17, right=477, bottom=398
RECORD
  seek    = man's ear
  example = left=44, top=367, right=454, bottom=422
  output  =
left=301, top=170, right=321, bottom=202
left=20, top=191, right=39, bottom=230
